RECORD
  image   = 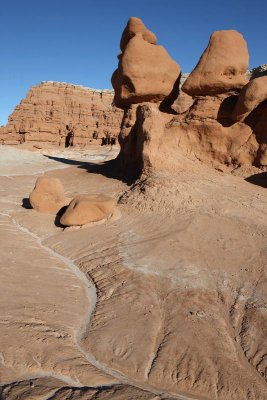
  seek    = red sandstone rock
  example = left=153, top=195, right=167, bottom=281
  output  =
left=0, top=82, right=123, bottom=146
left=112, top=17, right=181, bottom=109
left=182, top=30, right=249, bottom=96
left=117, top=93, right=267, bottom=176
left=60, top=194, right=116, bottom=226
left=29, top=177, right=68, bottom=214
left=232, top=76, right=267, bottom=121
left=120, top=16, right=157, bottom=52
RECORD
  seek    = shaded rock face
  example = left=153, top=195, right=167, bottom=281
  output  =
left=182, top=30, right=249, bottom=96
left=0, top=82, right=123, bottom=146
left=115, top=22, right=267, bottom=178
left=112, top=17, right=181, bottom=109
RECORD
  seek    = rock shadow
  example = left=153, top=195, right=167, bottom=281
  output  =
left=159, top=73, right=181, bottom=115
left=245, top=172, right=267, bottom=188
left=217, top=94, right=238, bottom=127
left=22, top=198, right=32, bottom=210
left=54, top=205, right=68, bottom=228
left=43, top=155, right=134, bottom=185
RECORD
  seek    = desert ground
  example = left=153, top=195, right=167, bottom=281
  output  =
left=0, top=143, right=267, bottom=400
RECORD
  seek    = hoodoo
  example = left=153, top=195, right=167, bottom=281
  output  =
left=112, top=17, right=181, bottom=109
left=113, top=22, right=267, bottom=178
left=182, top=30, right=249, bottom=96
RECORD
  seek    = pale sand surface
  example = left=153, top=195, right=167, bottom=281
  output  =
left=1, top=145, right=267, bottom=399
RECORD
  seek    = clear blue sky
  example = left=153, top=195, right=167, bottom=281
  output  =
left=0, top=0, right=266, bottom=125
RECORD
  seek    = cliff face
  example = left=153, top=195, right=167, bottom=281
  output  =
left=0, top=81, right=123, bottom=146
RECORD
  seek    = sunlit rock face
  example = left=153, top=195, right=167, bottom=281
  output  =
left=0, top=81, right=123, bottom=146
left=111, top=17, right=181, bottom=109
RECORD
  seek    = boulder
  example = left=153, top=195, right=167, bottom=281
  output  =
left=60, top=194, right=116, bottom=226
left=232, top=76, right=267, bottom=121
left=112, top=17, right=181, bottom=108
left=29, top=177, right=67, bottom=214
left=182, top=30, right=249, bottom=96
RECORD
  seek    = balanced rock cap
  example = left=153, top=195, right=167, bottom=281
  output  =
left=182, top=30, right=249, bottom=96
left=112, top=17, right=181, bottom=109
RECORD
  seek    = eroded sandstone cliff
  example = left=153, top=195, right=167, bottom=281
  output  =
left=0, top=81, right=123, bottom=146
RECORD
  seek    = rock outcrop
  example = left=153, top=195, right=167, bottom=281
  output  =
left=232, top=76, right=267, bottom=121
left=60, top=194, right=116, bottom=226
left=29, top=176, right=68, bottom=214
left=182, top=30, right=249, bottom=96
left=113, top=22, right=267, bottom=178
left=112, top=17, right=181, bottom=109
left=0, top=82, right=123, bottom=146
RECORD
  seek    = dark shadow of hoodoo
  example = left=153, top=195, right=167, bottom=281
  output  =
left=43, top=155, right=134, bottom=185
left=245, top=172, right=267, bottom=189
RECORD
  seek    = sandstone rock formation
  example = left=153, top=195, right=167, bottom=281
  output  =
left=112, top=17, right=181, bottom=109
left=0, top=82, right=123, bottom=146
left=232, top=76, right=267, bottom=121
left=120, top=16, right=157, bottom=52
left=29, top=176, right=68, bottom=214
left=113, top=23, right=267, bottom=178
left=60, top=194, right=116, bottom=226
left=182, top=30, right=249, bottom=96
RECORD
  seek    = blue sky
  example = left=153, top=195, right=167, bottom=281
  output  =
left=0, top=0, right=266, bottom=125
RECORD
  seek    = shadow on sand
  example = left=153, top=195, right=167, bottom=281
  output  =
left=43, top=155, right=134, bottom=185
left=54, top=205, right=68, bottom=228
left=22, top=197, right=32, bottom=210
left=245, top=172, right=267, bottom=189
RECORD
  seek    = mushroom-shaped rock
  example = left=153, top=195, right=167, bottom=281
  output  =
left=112, top=17, right=181, bottom=108
left=232, top=76, right=267, bottom=121
left=60, top=194, right=116, bottom=226
left=182, top=30, right=249, bottom=96
left=29, top=177, right=67, bottom=214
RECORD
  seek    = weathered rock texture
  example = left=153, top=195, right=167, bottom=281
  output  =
left=60, top=194, right=116, bottom=226
left=0, top=82, right=123, bottom=146
left=182, top=30, right=249, bottom=96
left=114, top=24, right=267, bottom=178
left=112, top=17, right=181, bottom=109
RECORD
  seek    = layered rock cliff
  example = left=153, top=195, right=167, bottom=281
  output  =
left=0, top=81, right=123, bottom=146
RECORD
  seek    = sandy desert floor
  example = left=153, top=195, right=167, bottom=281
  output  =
left=1, top=145, right=267, bottom=400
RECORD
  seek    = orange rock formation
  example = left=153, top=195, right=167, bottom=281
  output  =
left=0, top=81, right=123, bottom=146
left=112, top=17, right=181, bottom=109
left=182, top=30, right=249, bottom=96
left=29, top=176, right=68, bottom=214
left=113, top=21, right=267, bottom=178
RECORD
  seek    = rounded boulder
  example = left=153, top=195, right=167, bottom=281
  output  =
left=60, top=194, right=116, bottom=226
